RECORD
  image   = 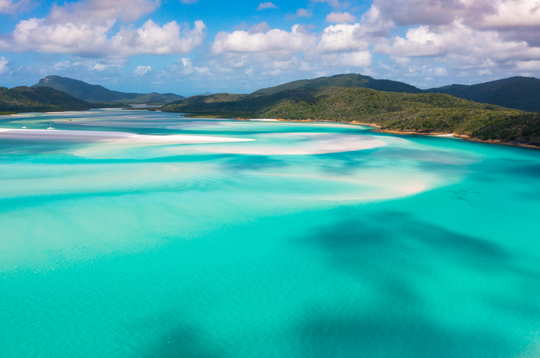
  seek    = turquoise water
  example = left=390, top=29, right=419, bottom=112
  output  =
left=1, top=110, right=540, bottom=357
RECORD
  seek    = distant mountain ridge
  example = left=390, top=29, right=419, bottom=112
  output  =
left=253, top=74, right=423, bottom=95
left=32, top=75, right=184, bottom=104
left=0, top=86, right=91, bottom=113
left=427, top=76, right=540, bottom=112
left=253, top=74, right=540, bottom=112
left=30, top=73, right=540, bottom=111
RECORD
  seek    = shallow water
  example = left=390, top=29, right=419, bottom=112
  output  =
left=1, top=110, right=540, bottom=357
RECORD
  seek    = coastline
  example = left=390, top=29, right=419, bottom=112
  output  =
left=451, top=134, right=540, bottom=150
left=375, top=130, right=540, bottom=150
left=236, top=118, right=540, bottom=150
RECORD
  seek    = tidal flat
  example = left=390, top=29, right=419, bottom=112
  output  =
left=1, top=109, right=540, bottom=357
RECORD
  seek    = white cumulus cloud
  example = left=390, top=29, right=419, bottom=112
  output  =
left=516, top=60, right=540, bottom=71
left=212, top=24, right=317, bottom=57
left=134, top=65, right=152, bottom=75
left=0, top=56, right=9, bottom=74
left=257, top=2, right=277, bottom=10
left=0, top=0, right=30, bottom=14
left=310, top=0, right=347, bottom=9
left=325, top=12, right=356, bottom=23
left=317, top=23, right=367, bottom=53
left=433, top=67, right=448, bottom=76
left=0, top=0, right=206, bottom=58
left=296, top=8, right=313, bottom=18
left=323, top=51, right=372, bottom=67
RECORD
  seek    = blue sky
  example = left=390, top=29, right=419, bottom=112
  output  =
left=1, top=0, right=539, bottom=96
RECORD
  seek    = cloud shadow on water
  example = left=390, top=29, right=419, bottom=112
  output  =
left=293, top=309, right=520, bottom=358
left=292, top=209, right=540, bottom=357
left=136, top=322, right=228, bottom=358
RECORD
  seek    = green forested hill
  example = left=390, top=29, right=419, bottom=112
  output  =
left=427, top=76, right=540, bottom=112
left=32, top=75, right=184, bottom=104
left=254, top=73, right=540, bottom=112
left=163, top=86, right=540, bottom=147
left=0, top=86, right=91, bottom=113
left=253, top=74, right=422, bottom=95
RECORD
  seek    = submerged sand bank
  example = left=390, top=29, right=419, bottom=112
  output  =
left=0, top=128, right=254, bottom=144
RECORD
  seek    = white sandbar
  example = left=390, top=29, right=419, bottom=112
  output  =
left=431, top=134, right=455, bottom=138
left=0, top=128, right=254, bottom=144
left=209, top=133, right=387, bottom=155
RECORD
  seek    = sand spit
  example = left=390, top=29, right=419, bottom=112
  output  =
left=208, top=133, right=387, bottom=155
left=234, top=118, right=279, bottom=122
left=0, top=128, right=254, bottom=144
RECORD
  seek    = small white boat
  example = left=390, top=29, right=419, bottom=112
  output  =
left=22, top=126, right=27, bottom=129
left=47, top=122, right=55, bottom=130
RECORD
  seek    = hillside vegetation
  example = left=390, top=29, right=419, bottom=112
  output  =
left=163, top=86, right=540, bottom=147
left=32, top=75, right=183, bottom=104
left=253, top=74, right=422, bottom=95
left=0, top=86, right=91, bottom=113
left=427, top=76, right=540, bottom=112
left=253, top=73, right=540, bottom=113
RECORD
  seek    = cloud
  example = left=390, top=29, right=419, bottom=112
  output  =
left=233, top=22, right=249, bottom=30
left=323, top=51, right=373, bottom=67
left=516, top=60, right=540, bottom=71
left=250, top=22, right=272, bottom=33
left=51, top=58, right=126, bottom=72
left=310, top=0, right=348, bottom=9
left=285, top=8, right=314, bottom=20
left=325, top=11, right=356, bottom=23
left=0, top=56, right=8, bottom=74
left=112, top=20, right=206, bottom=56
left=5, top=0, right=540, bottom=90
left=296, top=8, right=313, bottom=18
left=478, top=0, right=540, bottom=29
left=0, top=0, right=206, bottom=58
left=92, top=63, right=110, bottom=71
left=0, top=0, right=31, bottom=14
left=317, top=23, right=367, bottom=53
left=47, top=0, right=161, bottom=23
left=212, top=24, right=317, bottom=58
left=374, top=0, right=467, bottom=27
left=209, top=21, right=375, bottom=80
left=375, top=19, right=540, bottom=63
left=134, top=65, right=151, bottom=75
left=357, top=0, right=540, bottom=80
left=373, top=0, right=540, bottom=31
left=257, top=2, right=277, bottom=10
left=175, top=57, right=210, bottom=74
left=433, top=67, right=448, bottom=76
left=204, top=0, right=540, bottom=87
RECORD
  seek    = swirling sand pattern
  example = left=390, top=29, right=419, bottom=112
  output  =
left=1, top=110, right=539, bottom=357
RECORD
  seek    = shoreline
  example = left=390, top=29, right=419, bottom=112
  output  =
left=236, top=118, right=540, bottom=151
left=375, top=130, right=540, bottom=150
